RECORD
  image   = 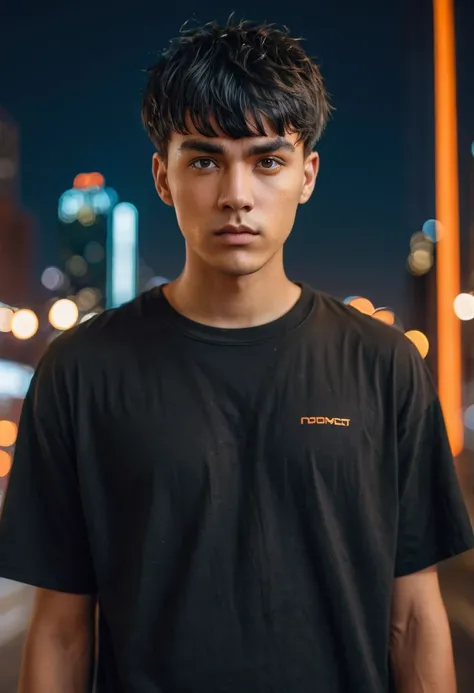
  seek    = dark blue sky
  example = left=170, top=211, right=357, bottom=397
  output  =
left=1, top=0, right=473, bottom=318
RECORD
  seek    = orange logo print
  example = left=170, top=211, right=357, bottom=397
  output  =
left=300, top=416, right=351, bottom=427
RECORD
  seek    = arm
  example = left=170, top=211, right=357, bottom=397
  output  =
left=19, top=588, right=96, bottom=693
left=389, top=565, right=456, bottom=693
left=0, top=340, right=98, bottom=686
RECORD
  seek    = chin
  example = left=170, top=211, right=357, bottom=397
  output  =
left=212, top=258, right=267, bottom=277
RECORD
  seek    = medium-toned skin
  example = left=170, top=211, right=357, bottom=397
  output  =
left=152, top=117, right=319, bottom=328
left=390, top=565, right=457, bottom=692
left=18, top=589, right=95, bottom=693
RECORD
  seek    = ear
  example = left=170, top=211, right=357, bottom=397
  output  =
left=299, top=151, right=320, bottom=205
left=152, top=153, right=174, bottom=207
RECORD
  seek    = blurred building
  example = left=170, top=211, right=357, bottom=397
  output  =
left=0, top=108, right=41, bottom=368
left=54, top=173, right=117, bottom=315
left=0, top=108, right=33, bottom=308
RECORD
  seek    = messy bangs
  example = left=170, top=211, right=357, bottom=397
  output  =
left=142, top=20, right=332, bottom=157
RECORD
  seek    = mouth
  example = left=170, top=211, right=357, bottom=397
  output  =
left=213, top=225, right=260, bottom=247
left=214, top=225, right=260, bottom=237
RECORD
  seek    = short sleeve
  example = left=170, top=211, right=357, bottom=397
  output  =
left=0, top=341, right=96, bottom=594
left=394, top=340, right=474, bottom=577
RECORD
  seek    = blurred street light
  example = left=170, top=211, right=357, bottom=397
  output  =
left=0, top=305, right=14, bottom=332
left=344, top=296, right=375, bottom=316
left=0, top=420, right=17, bottom=447
left=405, top=330, right=430, bottom=359
left=0, top=449, right=12, bottom=478
left=372, top=308, right=395, bottom=325
left=108, top=202, right=138, bottom=308
left=453, top=293, right=474, bottom=321
left=433, top=0, right=463, bottom=455
left=11, top=309, right=38, bottom=340
left=41, top=266, right=65, bottom=291
left=48, top=299, right=79, bottom=331
left=407, top=231, right=434, bottom=276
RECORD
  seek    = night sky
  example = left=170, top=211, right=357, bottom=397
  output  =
left=1, top=0, right=473, bottom=318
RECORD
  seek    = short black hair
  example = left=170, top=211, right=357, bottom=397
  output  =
left=141, top=18, right=332, bottom=158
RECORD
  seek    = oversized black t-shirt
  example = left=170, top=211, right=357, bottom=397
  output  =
left=1, top=284, right=473, bottom=693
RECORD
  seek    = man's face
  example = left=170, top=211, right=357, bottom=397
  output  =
left=152, top=118, right=319, bottom=277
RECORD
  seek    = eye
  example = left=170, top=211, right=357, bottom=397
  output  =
left=258, top=157, right=282, bottom=171
left=190, top=158, right=217, bottom=170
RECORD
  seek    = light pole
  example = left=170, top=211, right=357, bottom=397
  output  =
left=433, top=0, right=463, bottom=455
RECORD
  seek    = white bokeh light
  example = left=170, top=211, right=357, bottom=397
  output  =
left=11, top=309, right=39, bottom=340
left=464, top=405, right=474, bottom=432
left=41, top=266, right=64, bottom=291
left=0, top=306, right=13, bottom=332
left=453, top=293, right=474, bottom=321
left=48, top=299, right=79, bottom=331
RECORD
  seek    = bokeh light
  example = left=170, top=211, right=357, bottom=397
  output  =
left=346, top=296, right=375, bottom=315
left=0, top=306, right=14, bottom=332
left=372, top=308, right=395, bottom=325
left=73, top=172, right=105, bottom=189
left=410, top=231, right=431, bottom=250
left=76, top=287, right=100, bottom=311
left=464, top=404, right=474, bottom=431
left=11, top=309, right=39, bottom=340
left=77, top=206, right=96, bottom=226
left=0, top=360, right=34, bottom=399
left=405, top=330, right=430, bottom=359
left=422, top=219, right=442, bottom=243
left=58, top=189, right=85, bottom=223
left=41, top=266, right=65, bottom=291
left=409, top=248, right=433, bottom=274
left=407, top=230, right=434, bottom=276
left=0, top=420, right=18, bottom=447
left=0, top=450, right=12, bottom=478
left=453, top=293, right=474, bottom=321
left=48, top=299, right=79, bottom=331
left=67, top=255, right=88, bottom=277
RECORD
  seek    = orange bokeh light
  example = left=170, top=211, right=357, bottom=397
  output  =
left=73, top=172, right=105, bottom=189
left=0, top=420, right=17, bottom=447
left=348, top=297, right=375, bottom=316
left=405, top=330, right=430, bottom=359
left=0, top=450, right=12, bottom=478
left=372, top=309, right=395, bottom=326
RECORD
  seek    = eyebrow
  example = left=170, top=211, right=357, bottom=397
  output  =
left=178, top=136, right=296, bottom=157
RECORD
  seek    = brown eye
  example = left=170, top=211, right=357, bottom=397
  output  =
left=191, top=158, right=216, bottom=170
left=259, top=158, right=280, bottom=170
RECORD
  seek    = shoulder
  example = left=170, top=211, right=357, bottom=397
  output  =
left=36, top=291, right=161, bottom=381
left=309, top=289, right=432, bottom=406
left=311, top=289, right=412, bottom=357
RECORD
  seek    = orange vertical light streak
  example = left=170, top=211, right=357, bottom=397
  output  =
left=433, top=0, right=463, bottom=455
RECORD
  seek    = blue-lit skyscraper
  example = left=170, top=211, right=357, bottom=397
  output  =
left=56, top=173, right=118, bottom=313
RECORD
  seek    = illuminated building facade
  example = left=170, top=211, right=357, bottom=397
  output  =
left=54, top=173, right=139, bottom=316
left=55, top=173, right=118, bottom=314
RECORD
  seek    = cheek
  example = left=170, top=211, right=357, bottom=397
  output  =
left=259, top=176, right=303, bottom=215
left=172, top=181, right=214, bottom=224
left=262, top=171, right=304, bottom=201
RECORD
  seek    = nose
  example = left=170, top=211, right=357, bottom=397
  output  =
left=217, top=166, right=254, bottom=213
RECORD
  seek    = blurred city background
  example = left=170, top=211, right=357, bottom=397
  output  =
left=1, top=0, right=473, bottom=690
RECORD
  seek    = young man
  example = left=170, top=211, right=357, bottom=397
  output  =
left=0, top=18, right=473, bottom=693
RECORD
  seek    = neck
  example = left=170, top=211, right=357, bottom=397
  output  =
left=163, top=254, right=301, bottom=329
